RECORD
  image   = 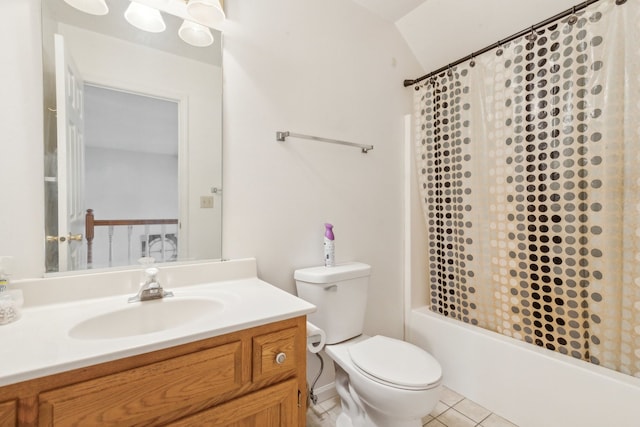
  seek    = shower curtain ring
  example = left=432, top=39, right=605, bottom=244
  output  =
left=469, top=54, right=476, bottom=68
left=496, top=42, right=503, bottom=56
left=567, top=7, right=578, bottom=25
left=526, top=26, right=537, bottom=42
left=447, top=66, right=453, bottom=77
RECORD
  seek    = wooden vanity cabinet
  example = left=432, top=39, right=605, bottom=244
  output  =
left=0, top=316, right=307, bottom=427
left=0, top=400, right=17, bottom=426
left=167, top=379, right=298, bottom=426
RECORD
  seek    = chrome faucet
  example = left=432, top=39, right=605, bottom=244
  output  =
left=128, top=267, right=174, bottom=303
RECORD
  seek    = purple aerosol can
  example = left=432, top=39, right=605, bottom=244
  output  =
left=324, top=223, right=335, bottom=267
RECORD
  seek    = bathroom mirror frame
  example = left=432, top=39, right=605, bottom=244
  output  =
left=41, top=0, right=223, bottom=275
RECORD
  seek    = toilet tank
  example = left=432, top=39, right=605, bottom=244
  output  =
left=294, top=262, right=371, bottom=345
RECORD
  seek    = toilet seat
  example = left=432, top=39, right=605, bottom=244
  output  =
left=348, top=335, right=442, bottom=391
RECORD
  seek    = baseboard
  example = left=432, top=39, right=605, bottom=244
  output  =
left=310, top=381, right=337, bottom=406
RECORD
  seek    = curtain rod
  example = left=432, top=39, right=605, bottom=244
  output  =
left=403, top=0, right=625, bottom=88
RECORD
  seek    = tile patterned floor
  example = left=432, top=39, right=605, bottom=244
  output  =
left=306, top=386, right=519, bottom=427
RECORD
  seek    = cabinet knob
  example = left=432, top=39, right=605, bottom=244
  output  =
left=275, top=352, right=287, bottom=365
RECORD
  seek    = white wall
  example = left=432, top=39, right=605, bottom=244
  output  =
left=220, top=0, right=422, bottom=394
left=85, top=147, right=178, bottom=220
left=222, top=0, right=421, bottom=339
left=0, top=0, right=44, bottom=278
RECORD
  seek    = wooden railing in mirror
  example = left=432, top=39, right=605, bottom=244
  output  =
left=85, top=209, right=179, bottom=268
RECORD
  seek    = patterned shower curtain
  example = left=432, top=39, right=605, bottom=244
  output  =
left=414, top=0, right=640, bottom=377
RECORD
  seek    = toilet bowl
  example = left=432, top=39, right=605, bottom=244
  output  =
left=294, top=262, right=443, bottom=427
left=326, top=335, right=442, bottom=427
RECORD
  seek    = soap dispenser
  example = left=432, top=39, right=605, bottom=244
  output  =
left=0, top=267, right=8, bottom=294
left=0, top=267, right=20, bottom=325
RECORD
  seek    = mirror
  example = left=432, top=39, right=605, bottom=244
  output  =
left=41, top=0, right=223, bottom=273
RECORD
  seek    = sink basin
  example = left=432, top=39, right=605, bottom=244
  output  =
left=68, top=297, right=225, bottom=340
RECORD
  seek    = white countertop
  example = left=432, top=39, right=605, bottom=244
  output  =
left=0, top=259, right=315, bottom=387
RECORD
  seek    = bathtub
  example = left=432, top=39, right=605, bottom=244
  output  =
left=407, top=307, right=640, bottom=427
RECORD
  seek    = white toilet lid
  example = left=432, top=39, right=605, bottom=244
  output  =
left=348, top=335, right=442, bottom=389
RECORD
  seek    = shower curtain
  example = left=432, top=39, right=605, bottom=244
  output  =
left=413, top=0, right=640, bottom=377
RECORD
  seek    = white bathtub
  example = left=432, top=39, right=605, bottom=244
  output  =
left=407, top=307, right=640, bottom=427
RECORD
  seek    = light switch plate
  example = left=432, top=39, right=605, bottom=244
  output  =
left=200, top=196, right=214, bottom=209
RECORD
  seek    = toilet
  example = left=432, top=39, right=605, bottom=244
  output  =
left=295, top=262, right=442, bottom=427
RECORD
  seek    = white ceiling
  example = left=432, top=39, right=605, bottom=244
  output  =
left=350, top=0, right=428, bottom=22
left=355, top=0, right=583, bottom=74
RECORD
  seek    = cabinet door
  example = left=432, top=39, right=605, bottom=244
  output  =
left=252, top=327, right=298, bottom=383
left=38, top=341, right=243, bottom=426
left=0, top=400, right=16, bottom=426
left=168, top=379, right=299, bottom=427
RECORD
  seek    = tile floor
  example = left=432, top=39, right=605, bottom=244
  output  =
left=306, top=386, right=519, bottom=427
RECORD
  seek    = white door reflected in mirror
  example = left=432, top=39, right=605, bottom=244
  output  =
left=53, top=34, right=86, bottom=272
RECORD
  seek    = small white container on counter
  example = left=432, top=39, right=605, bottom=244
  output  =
left=0, top=289, right=23, bottom=325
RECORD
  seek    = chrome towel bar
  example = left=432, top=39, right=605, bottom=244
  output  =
left=276, top=131, right=373, bottom=153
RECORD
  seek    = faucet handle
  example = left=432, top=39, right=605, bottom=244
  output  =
left=128, top=266, right=173, bottom=303
left=144, top=267, right=159, bottom=282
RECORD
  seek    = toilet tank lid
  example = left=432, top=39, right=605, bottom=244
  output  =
left=294, top=262, right=371, bottom=284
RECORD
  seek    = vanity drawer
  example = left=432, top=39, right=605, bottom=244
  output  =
left=167, top=379, right=298, bottom=426
left=0, top=399, right=16, bottom=426
left=38, top=340, right=244, bottom=427
left=252, top=327, right=298, bottom=383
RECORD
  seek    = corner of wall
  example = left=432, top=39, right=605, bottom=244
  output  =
left=0, top=0, right=46, bottom=279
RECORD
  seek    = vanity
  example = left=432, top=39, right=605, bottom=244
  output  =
left=0, top=259, right=315, bottom=426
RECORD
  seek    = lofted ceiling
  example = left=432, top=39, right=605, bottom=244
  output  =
left=353, top=0, right=583, bottom=74
left=350, top=0, right=427, bottom=22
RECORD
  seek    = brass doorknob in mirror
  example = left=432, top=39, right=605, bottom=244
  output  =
left=46, top=233, right=83, bottom=243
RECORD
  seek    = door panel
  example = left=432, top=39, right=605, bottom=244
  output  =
left=53, top=33, right=85, bottom=271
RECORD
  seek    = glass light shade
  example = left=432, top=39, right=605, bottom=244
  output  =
left=178, top=20, right=214, bottom=47
left=186, top=0, right=225, bottom=28
left=124, top=2, right=166, bottom=33
left=63, top=0, right=109, bottom=15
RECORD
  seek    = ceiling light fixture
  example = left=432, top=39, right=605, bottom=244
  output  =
left=61, top=0, right=225, bottom=47
left=124, top=1, right=167, bottom=33
left=63, top=0, right=108, bottom=16
left=178, top=20, right=214, bottom=47
left=186, top=0, right=225, bottom=28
